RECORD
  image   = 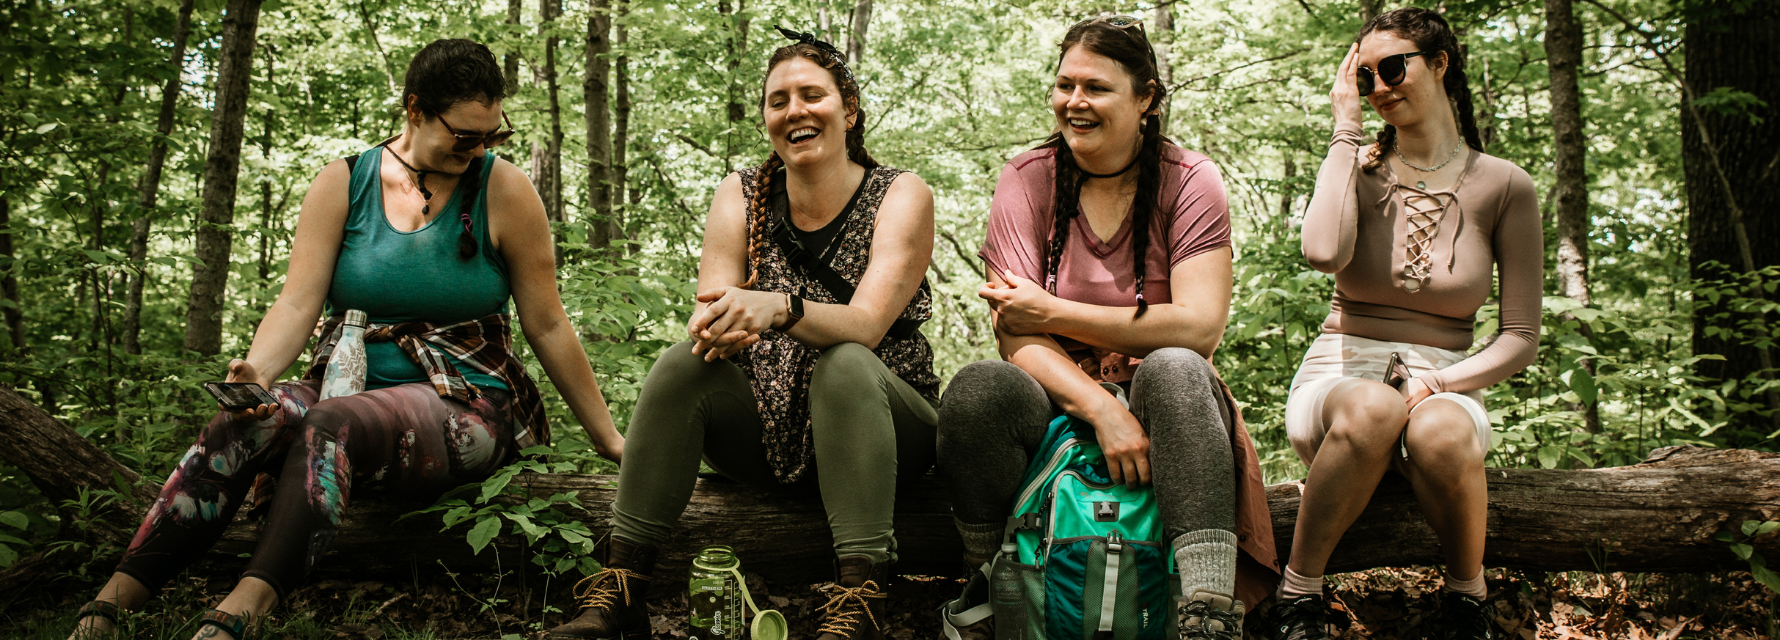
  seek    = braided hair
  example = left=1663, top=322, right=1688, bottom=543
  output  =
left=1355, top=8, right=1485, bottom=173
left=400, top=38, right=505, bottom=260
left=1040, top=18, right=1168, bottom=318
left=739, top=29, right=877, bottom=288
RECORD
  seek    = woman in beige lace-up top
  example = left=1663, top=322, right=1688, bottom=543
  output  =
left=1266, top=9, right=1543, bottom=640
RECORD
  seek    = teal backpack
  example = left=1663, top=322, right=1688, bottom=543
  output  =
left=942, top=413, right=1180, bottom=640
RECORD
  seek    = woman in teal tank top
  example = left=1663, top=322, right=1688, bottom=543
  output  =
left=68, top=40, right=625, bottom=640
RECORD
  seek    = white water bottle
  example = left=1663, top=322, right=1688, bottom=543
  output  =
left=319, top=310, right=368, bottom=400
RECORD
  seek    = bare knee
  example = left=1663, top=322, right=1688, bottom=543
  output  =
left=1321, top=382, right=1408, bottom=460
left=1403, top=401, right=1484, bottom=477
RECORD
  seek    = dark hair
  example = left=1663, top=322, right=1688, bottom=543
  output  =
left=401, top=39, right=505, bottom=260
left=1038, top=18, right=1168, bottom=318
left=1355, top=8, right=1484, bottom=173
left=740, top=43, right=877, bottom=288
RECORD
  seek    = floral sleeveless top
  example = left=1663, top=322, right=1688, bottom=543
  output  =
left=732, top=165, right=940, bottom=484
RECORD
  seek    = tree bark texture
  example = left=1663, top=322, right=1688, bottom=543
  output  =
left=531, top=0, right=565, bottom=266
left=182, top=0, right=264, bottom=356
left=586, top=0, right=616, bottom=252
left=720, top=0, right=749, bottom=172
left=1153, top=2, right=1172, bottom=136
left=845, top=0, right=870, bottom=65
left=612, top=5, right=630, bottom=229
left=504, top=0, right=522, bottom=99
left=1683, top=0, right=1780, bottom=435
left=124, top=0, right=196, bottom=356
left=3, top=385, right=1774, bottom=596
left=0, top=193, right=20, bottom=355
left=1545, top=0, right=1600, bottom=434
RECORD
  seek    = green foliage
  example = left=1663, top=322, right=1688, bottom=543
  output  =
left=1716, top=520, right=1780, bottom=595
left=407, top=446, right=605, bottom=577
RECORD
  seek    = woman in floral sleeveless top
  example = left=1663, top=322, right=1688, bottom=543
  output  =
left=546, top=28, right=936, bottom=640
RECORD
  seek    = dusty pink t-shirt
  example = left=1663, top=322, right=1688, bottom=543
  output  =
left=979, top=144, right=1231, bottom=381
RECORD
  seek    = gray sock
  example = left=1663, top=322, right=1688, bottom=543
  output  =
left=1173, top=529, right=1239, bottom=601
left=956, top=518, right=1003, bottom=567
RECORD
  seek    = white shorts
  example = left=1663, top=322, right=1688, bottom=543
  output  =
left=1284, top=333, right=1491, bottom=464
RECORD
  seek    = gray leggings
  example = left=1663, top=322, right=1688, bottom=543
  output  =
left=936, top=348, right=1235, bottom=542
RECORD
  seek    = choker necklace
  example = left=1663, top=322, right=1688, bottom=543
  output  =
left=1078, top=152, right=1141, bottom=179
left=382, top=139, right=435, bottom=216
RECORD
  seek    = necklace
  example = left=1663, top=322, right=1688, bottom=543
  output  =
left=1394, top=142, right=1461, bottom=190
left=1078, top=150, right=1140, bottom=179
left=382, top=139, right=435, bottom=216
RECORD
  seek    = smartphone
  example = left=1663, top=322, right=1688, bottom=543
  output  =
left=203, top=382, right=278, bottom=411
left=1382, top=352, right=1411, bottom=390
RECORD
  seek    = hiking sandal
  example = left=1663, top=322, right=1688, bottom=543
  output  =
left=195, top=608, right=253, bottom=640
left=73, top=600, right=123, bottom=637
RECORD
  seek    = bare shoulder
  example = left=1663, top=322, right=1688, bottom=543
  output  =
left=883, top=170, right=933, bottom=208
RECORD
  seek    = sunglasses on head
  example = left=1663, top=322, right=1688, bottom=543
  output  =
left=435, top=111, right=517, bottom=152
left=1357, top=50, right=1434, bottom=96
left=1076, top=14, right=1145, bottom=32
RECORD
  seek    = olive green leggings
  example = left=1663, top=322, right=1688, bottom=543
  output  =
left=610, top=341, right=938, bottom=563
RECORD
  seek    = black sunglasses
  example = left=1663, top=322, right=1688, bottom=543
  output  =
left=1357, top=50, right=1434, bottom=96
left=436, top=111, right=517, bottom=152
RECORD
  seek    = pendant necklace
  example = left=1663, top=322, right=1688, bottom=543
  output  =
left=383, top=140, right=434, bottom=215
left=1395, top=141, right=1461, bottom=191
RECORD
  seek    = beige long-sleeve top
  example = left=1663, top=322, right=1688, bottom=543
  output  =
left=1301, top=124, right=1544, bottom=394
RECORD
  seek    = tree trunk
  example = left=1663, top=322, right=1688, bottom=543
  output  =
left=4, top=385, right=1775, bottom=596
left=1359, top=0, right=1381, bottom=22
left=612, top=2, right=630, bottom=242
left=719, top=0, right=749, bottom=172
left=1546, top=0, right=1600, bottom=434
left=0, top=193, right=20, bottom=355
left=123, top=0, right=194, bottom=356
left=531, top=0, right=565, bottom=266
left=845, top=0, right=870, bottom=65
left=1683, top=0, right=1780, bottom=437
left=183, top=0, right=264, bottom=356
left=257, top=46, right=275, bottom=287
left=504, top=0, right=522, bottom=99
left=1152, top=2, right=1172, bottom=135
left=586, top=0, right=615, bottom=253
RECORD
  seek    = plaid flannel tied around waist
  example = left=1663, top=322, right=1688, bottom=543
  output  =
left=301, top=312, right=551, bottom=450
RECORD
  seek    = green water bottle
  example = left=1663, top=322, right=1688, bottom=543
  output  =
left=689, top=545, right=745, bottom=640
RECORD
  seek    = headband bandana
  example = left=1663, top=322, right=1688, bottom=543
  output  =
left=773, top=24, right=854, bottom=85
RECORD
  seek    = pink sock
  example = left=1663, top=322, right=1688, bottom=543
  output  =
left=1279, top=565, right=1324, bottom=598
left=1445, top=568, right=1487, bottom=598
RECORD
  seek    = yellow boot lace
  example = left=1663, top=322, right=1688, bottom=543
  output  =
left=816, top=580, right=886, bottom=637
left=571, top=567, right=651, bottom=612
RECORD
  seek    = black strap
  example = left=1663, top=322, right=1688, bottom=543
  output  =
left=766, top=170, right=928, bottom=341
left=344, top=154, right=358, bottom=172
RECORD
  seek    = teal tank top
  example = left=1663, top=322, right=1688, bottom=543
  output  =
left=325, top=146, right=511, bottom=391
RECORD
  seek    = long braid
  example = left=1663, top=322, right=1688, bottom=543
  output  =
left=1042, top=135, right=1083, bottom=295
left=1364, top=124, right=1397, bottom=173
left=1128, top=99, right=1166, bottom=318
left=456, top=155, right=486, bottom=260
left=1447, top=49, right=1485, bottom=153
left=740, top=152, right=784, bottom=289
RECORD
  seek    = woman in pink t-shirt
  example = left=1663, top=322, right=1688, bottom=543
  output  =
left=935, top=16, right=1277, bottom=639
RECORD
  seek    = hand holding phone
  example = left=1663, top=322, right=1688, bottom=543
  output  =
left=1382, top=352, right=1411, bottom=390
left=204, top=381, right=278, bottom=412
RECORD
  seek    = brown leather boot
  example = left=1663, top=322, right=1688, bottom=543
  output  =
left=545, top=537, right=659, bottom=639
left=814, top=555, right=890, bottom=640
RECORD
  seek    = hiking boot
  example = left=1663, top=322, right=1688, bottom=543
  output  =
left=545, top=537, right=659, bottom=639
left=814, top=555, right=890, bottom=640
left=1265, top=593, right=1332, bottom=640
left=1439, top=591, right=1496, bottom=640
left=1179, top=590, right=1244, bottom=640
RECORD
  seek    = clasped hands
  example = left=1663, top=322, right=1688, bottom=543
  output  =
left=977, top=270, right=1058, bottom=337
left=688, top=286, right=790, bottom=361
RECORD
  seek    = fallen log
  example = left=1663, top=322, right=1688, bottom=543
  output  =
left=4, top=385, right=1777, bottom=596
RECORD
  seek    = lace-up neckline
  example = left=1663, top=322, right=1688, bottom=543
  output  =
left=1379, top=149, right=1476, bottom=293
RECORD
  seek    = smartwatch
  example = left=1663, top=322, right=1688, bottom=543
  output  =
left=777, top=293, right=805, bottom=332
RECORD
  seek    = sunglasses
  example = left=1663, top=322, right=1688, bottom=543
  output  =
left=1357, top=50, right=1434, bottom=96
left=1076, top=14, right=1145, bottom=32
left=436, top=111, right=517, bottom=152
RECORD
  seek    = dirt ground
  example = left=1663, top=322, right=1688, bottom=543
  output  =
left=4, top=566, right=1772, bottom=639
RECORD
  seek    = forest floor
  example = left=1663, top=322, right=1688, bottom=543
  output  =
left=1, top=566, right=1772, bottom=639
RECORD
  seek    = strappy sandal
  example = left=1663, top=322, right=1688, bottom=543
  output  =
left=195, top=608, right=253, bottom=640
left=73, top=601, right=123, bottom=637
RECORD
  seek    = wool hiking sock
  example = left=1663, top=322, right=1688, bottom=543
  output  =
left=955, top=518, right=1003, bottom=569
left=1172, top=529, right=1238, bottom=600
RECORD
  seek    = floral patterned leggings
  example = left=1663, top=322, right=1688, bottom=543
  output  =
left=115, top=380, right=513, bottom=599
